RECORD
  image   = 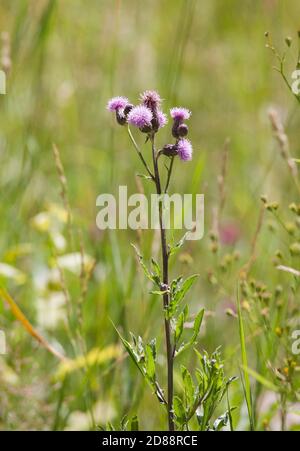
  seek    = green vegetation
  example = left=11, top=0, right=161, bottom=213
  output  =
left=0, top=0, right=300, bottom=431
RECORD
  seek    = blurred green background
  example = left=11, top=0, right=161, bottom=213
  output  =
left=1, top=0, right=300, bottom=431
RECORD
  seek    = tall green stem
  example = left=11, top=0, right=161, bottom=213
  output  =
left=151, top=135, right=175, bottom=431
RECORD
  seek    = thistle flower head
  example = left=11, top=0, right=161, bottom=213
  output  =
left=170, top=107, right=191, bottom=122
left=157, top=110, right=168, bottom=128
left=177, top=138, right=193, bottom=161
left=107, top=96, right=129, bottom=112
left=127, top=105, right=153, bottom=129
left=140, top=90, right=162, bottom=109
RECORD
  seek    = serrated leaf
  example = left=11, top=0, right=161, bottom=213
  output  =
left=151, top=258, right=161, bottom=278
left=132, top=244, right=161, bottom=286
left=111, top=321, right=144, bottom=376
left=169, top=233, right=188, bottom=257
left=167, top=275, right=198, bottom=320
left=175, top=309, right=204, bottom=357
left=175, top=274, right=198, bottom=303
left=131, top=244, right=155, bottom=284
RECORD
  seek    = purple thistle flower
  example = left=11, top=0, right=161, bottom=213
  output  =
left=177, top=138, right=193, bottom=161
left=140, top=90, right=162, bottom=109
left=170, top=107, right=191, bottom=122
left=127, top=105, right=153, bottom=128
left=107, top=96, right=129, bottom=112
left=157, top=110, right=168, bottom=128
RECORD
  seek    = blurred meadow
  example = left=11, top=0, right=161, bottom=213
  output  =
left=1, top=0, right=300, bottom=430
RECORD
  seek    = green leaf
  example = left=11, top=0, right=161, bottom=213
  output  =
left=120, top=415, right=129, bottom=431
left=241, top=365, right=279, bottom=392
left=151, top=258, right=161, bottom=279
left=111, top=321, right=144, bottom=377
left=175, top=309, right=204, bottom=357
left=237, top=289, right=254, bottom=430
left=181, top=366, right=195, bottom=407
left=136, top=173, right=152, bottom=180
left=131, top=244, right=161, bottom=286
left=145, top=343, right=156, bottom=381
left=191, top=309, right=204, bottom=343
left=175, top=311, right=185, bottom=343
left=168, top=274, right=198, bottom=318
left=173, top=396, right=186, bottom=424
left=213, top=408, right=236, bottom=431
left=169, top=233, right=188, bottom=257
left=130, top=415, right=139, bottom=431
left=174, top=274, right=198, bottom=305
left=131, top=244, right=155, bottom=284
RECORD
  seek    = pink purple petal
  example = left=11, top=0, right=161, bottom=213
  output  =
left=170, top=107, right=191, bottom=121
left=127, top=105, right=153, bottom=128
left=177, top=138, right=193, bottom=161
left=107, top=96, right=129, bottom=112
left=157, top=110, right=168, bottom=128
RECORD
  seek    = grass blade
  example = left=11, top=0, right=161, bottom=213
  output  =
left=237, top=286, right=254, bottom=430
left=0, top=286, right=67, bottom=362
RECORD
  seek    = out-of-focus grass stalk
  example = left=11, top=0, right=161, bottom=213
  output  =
left=237, top=287, right=255, bottom=431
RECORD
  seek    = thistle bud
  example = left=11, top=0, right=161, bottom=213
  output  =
left=140, top=124, right=153, bottom=133
left=124, top=103, right=134, bottom=117
left=161, top=144, right=178, bottom=157
left=116, top=110, right=127, bottom=125
left=177, top=123, right=189, bottom=137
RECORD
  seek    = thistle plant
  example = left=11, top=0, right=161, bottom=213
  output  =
left=107, top=91, right=235, bottom=431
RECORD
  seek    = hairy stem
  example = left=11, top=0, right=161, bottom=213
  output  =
left=151, top=135, right=175, bottom=431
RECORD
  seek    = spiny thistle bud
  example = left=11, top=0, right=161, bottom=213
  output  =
left=161, top=144, right=178, bottom=157
left=140, top=124, right=153, bottom=133
left=140, top=90, right=162, bottom=133
left=170, top=107, right=191, bottom=137
left=177, top=123, right=189, bottom=137
left=107, top=96, right=130, bottom=126
left=124, top=103, right=134, bottom=117
left=116, top=110, right=127, bottom=125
